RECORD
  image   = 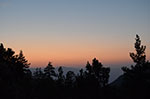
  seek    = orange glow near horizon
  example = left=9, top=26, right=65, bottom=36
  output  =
left=23, top=45, right=133, bottom=67
left=3, top=36, right=150, bottom=68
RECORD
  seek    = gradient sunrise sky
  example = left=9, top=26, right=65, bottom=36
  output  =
left=0, top=0, right=150, bottom=67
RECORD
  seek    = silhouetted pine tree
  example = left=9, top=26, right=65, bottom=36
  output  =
left=44, top=62, right=56, bottom=79
left=86, top=61, right=92, bottom=75
left=121, top=35, right=150, bottom=99
left=65, top=71, right=76, bottom=88
left=14, top=50, right=31, bottom=79
left=0, top=43, right=32, bottom=99
left=0, top=44, right=31, bottom=81
left=122, top=35, right=149, bottom=75
left=57, top=66, right=65, bottom=86
left=33, top=68, right=44, bottom=79
left=85, top=58, right=110, bottom=87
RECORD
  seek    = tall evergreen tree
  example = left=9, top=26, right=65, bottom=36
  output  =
left=122, top=35, right=147, bottom=73
left=15, top=50, right=31, bottom=78
left=57, top=66, right=65, bottom=85
left=85, top=61, right=92, bottom=75
left=120, top=35, right=150, bottom=99
left=92, top=58, right=110, bottom=87
left=0, top=44, right=31, bottom=80
left=85, top=58, right=110, bottom=87
left=44, top=62, right=56, bottom=79
left=65, top=71, right=76, bottom=88
left=130, top=34, right=146, bottom=65
left=33, top=68, right=44, bottom=79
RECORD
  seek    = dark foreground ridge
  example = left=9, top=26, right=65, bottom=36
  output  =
left=0, top=35, right=150, bottom=99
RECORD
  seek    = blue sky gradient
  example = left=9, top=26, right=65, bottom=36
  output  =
left=0, top=0, right=150, bottom=67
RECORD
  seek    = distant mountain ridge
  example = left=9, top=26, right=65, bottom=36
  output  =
left=30, top=66, right=80, bottom=75
left=30, top=66, right=122, bottom=83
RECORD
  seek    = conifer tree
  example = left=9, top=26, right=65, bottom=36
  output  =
left=122, top=35, right=147, bottom=73
left=57, top=66, right=65, bottom=84
left=44, top=62, right=56, bottom=79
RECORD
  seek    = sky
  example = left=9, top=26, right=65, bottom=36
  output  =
left=0, top=0, right=150, bottom=67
